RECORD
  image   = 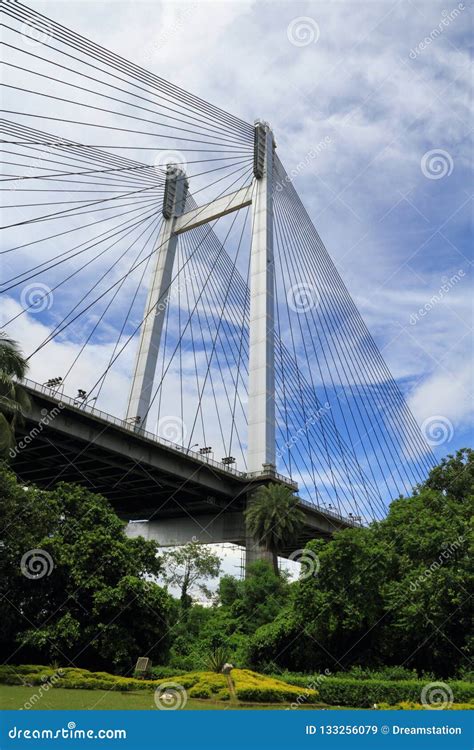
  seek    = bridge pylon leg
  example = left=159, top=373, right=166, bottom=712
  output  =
left=245, top=529, right=277, bottom=575
left=126, top=166, right=188, bottom=429
left=247, top=121, right=276, bottom=473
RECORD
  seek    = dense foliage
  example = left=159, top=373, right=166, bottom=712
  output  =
left=248, top=449, right=473, bottom=677
left=0, top=334, right=30, bottom=458
left=1, top=449, right=472, bottom=683
left=0, top=466, right=174, bottom=672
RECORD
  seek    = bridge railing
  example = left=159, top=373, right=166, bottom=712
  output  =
left=297, top=496, right=363, bottom=527
left=23, top=378, right=248, bottom=478
left=23, top=378, right=362, bottom=527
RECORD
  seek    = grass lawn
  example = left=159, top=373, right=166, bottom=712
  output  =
left=0, top=685, right=339, bottom=711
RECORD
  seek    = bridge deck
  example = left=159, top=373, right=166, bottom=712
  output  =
left=12, top=380, right=360, bottom=542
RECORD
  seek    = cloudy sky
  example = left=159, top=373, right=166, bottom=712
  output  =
left=1, top=0, right=472, bottom=583
left=3, top=0, right=471, bottom=453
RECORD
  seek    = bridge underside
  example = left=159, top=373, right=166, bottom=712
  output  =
left=12, top=385, right=356, bottom=563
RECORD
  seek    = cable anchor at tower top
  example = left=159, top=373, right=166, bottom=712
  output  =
left=162, top=164, right=188, bottom=219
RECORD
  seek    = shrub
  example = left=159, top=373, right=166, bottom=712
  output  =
left=148, top=666, right=183, bottom=680
left=215, top=688, right=230, bottom=701
left=269, top=672, right=311, bottom=688
left=318, top=678, right=474, bottom=708
left=189, top=685, right=212, bottom=699
left=232, top=669, right=318, bottom=704
left=206, top=646, right=228, bottom=673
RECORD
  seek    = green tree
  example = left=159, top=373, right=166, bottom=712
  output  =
left=0, top=334, right=30, bottom=458
left=160, top=540, right=221, bottom=611
left=244, top=483, right=305, bottom=574
left=378, top=449, right=473, bottom=675
left=219, top=560, right=290, bottom=633
left=250, top=450, right=473, bottom=677
left=0, top=465, right=173, bottom=672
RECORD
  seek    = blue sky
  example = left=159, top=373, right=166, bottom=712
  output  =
left=2, top=0, right=472, bottom=473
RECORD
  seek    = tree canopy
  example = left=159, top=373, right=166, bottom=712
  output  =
left=0, top=334, right=30, bottom=458
left=0, top=465, right=174, bottom=671
left=249, top=449, right=473, bottom=677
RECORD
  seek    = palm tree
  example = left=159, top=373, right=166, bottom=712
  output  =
left=244, top=483, right=305, bottom=575
left=0, top=334, right=30, bottom=458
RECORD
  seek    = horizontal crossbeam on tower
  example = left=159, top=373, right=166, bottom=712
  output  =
left=174, top=186, right=252, bottom=234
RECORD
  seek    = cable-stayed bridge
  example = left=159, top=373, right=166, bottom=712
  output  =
left=0, top=2, right=436, bottom=565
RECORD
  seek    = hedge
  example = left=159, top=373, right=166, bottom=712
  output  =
left=232, top=669, right=318, bottom=704
left=0, top=666, right=154, bottom=692
left=318, top=678, right=474, bottom=708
